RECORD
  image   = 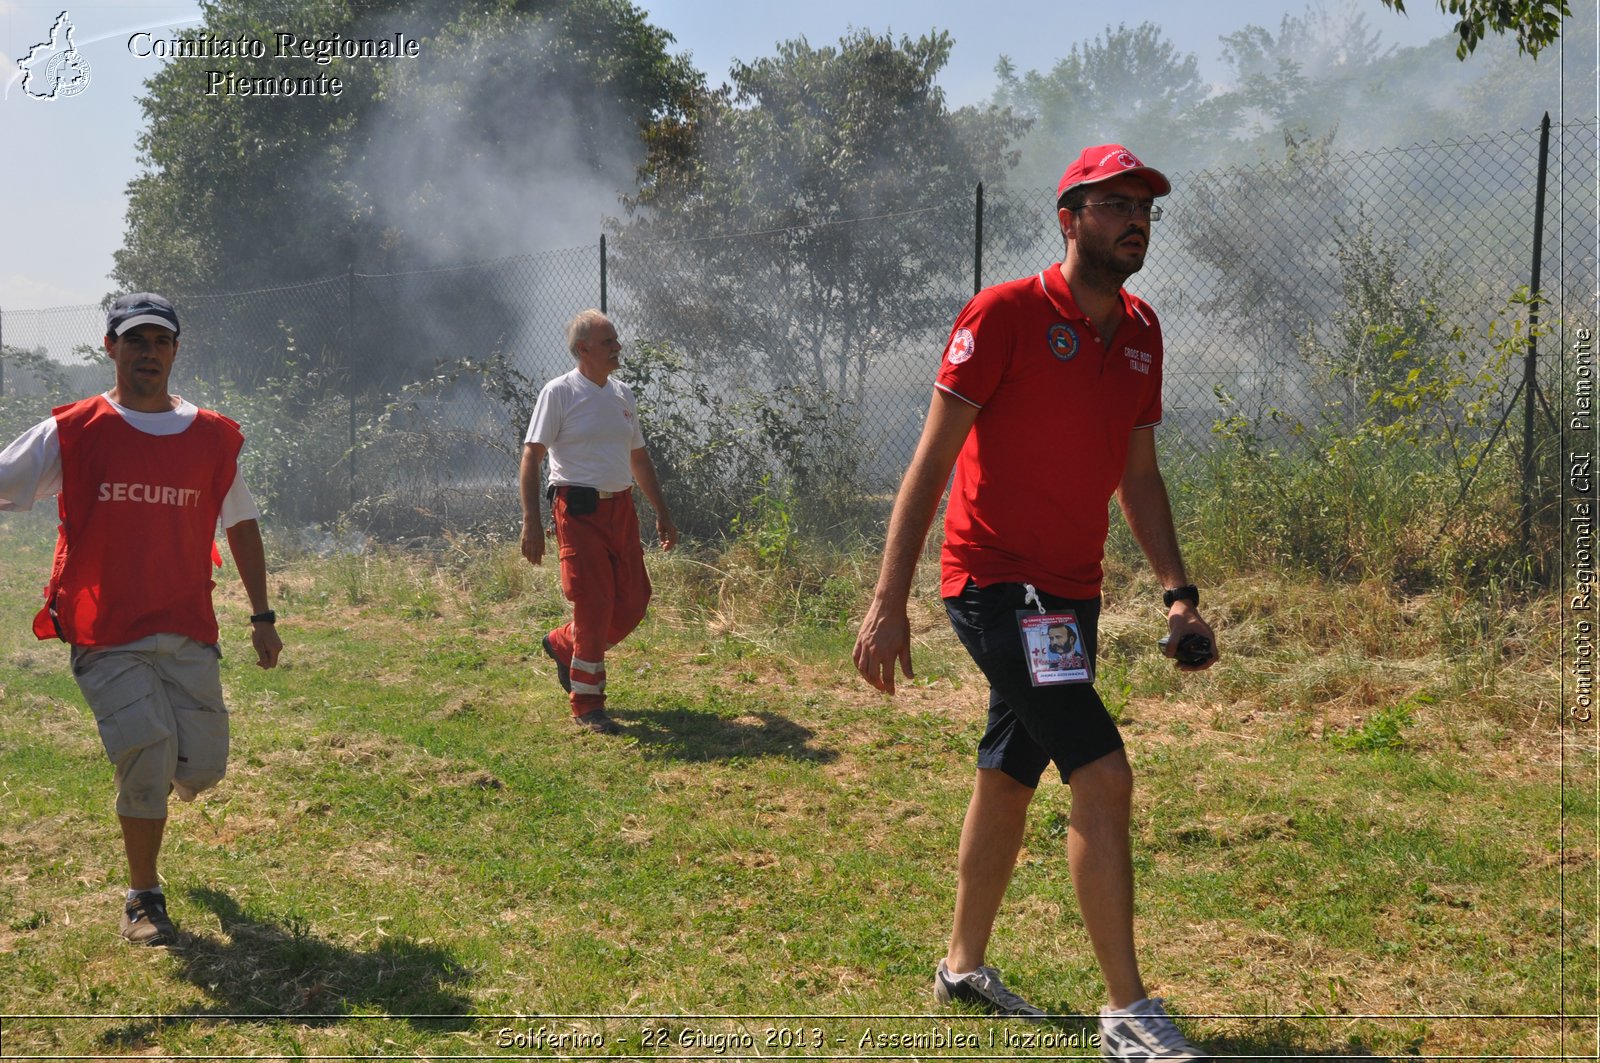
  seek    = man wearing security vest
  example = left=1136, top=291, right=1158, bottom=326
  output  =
left=0, top=292, right=282, bottom=947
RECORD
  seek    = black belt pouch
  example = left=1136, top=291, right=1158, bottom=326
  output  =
left=560, top=485, right=599, bottom=515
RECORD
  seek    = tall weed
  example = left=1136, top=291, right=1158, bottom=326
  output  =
left=1162, top=281, right=1553, bottom=592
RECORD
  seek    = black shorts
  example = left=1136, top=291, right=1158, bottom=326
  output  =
left=944, top=579, right=1124, bottom=788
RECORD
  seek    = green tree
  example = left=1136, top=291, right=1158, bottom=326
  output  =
left=1176, top=130, right=1350, bottom=418
left=1215, top=4, right=1396, bottom=148
left=116, top=0, right=413, bottom=293
left=992, top=22, right=1237, bottom=184
left=1455, top=0, right=1595, bottom=124
left=114, top=0, right=701, bottom=294
left=1377, top=0, right=1571, bottom=58
left=1212, top=0, right=1587, bottom=151
left=617, top=29, right=1027, bottom=401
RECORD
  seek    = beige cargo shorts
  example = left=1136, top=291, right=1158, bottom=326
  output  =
left=71, top=634, right=229, bottom=819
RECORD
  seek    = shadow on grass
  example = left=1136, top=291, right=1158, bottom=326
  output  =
left=615, top=705, right=839, bottom=764
left=94, top=887, right=474, bottom=1049
left=1012, top=1009, right=1392, bottom=1060
left=1192, top=1020, right=1392, bottom=1060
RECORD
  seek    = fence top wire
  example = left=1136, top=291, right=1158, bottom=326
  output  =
left=609, top=201, right=957, bottom=251
left=349, top=245, right=594, bottom=282
left=177, top=277, right=345, bottom=302
left=160, top=246, right=597, bottom=302
left=1170, top=120, right=1590, bottom=187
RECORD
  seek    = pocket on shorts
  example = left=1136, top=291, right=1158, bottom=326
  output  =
left=73, top=657, right=171, bottom=762
left=172, top=704, right=229, bottom=790
left=170, top=640, right=227, bottom=708
left=946, top=581, right=1024, bottom=660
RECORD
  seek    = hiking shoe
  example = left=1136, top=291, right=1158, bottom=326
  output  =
left=542, top=636, right=571, bottom=693
left=573, top=707, right=621, bottom=734
left=120, top=890, right=176, bottom=947
left=934, top=958, right=1045, bottom=1021
left=1100, top=997, right=1209, bottom=1060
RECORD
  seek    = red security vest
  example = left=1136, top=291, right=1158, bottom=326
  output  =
left=33, top=396, right=244, bottom=647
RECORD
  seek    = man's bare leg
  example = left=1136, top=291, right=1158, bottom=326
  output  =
left=120, top=814, right=165, bottom=891
left=1067, top=749, right=1145, bottom=1008
left=946, top=767, right=1034, bottom=972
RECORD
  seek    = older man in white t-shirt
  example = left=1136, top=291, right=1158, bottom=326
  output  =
left=519, top=309, right=676, bottom=734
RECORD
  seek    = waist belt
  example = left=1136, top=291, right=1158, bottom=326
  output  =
left=555, top=485, right=620, bottom=499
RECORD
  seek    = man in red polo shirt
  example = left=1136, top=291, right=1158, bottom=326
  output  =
left=855, top=146, right=1217, bottom=1060
left=0, top=292, right=282, bottom=948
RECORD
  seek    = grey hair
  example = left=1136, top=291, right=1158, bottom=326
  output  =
left=566, top=308, right=610, bottom=356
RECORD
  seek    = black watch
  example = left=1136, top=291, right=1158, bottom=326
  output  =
left=1162, top=585, right=1199, bottom=609
left=249, top=609, right=277, bottom=625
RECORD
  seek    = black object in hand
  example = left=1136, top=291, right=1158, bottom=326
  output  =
left=1158, top=633, right=1214, bottom=666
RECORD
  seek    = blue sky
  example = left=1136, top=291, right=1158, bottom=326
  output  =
left=0, top=0, right=1462, bottom=310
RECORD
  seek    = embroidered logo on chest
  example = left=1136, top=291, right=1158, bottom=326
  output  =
left=1047, top=323, right=1079, bottom=362
left=1122, top=347, right=1153, bottom=375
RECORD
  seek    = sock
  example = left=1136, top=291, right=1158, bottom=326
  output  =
left=128, top=885, right=163, bottom=900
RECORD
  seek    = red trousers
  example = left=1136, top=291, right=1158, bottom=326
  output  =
left=545, top=490, right=651, bottom=715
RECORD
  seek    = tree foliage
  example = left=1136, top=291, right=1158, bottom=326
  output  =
left=616, top=29, right=1027, bottom=400
left=115, top=0, right=700, bottom=294
left=992, top=23, right=1237, bottom=185
left=1378, top=0, right=1571, bottom=58
left=1176, top=130, right=1350, bottom=410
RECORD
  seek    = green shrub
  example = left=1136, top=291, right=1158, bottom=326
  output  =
left=623, top=341, right=876, bottom=543
left=1158, top=285, right=1553, bottom=592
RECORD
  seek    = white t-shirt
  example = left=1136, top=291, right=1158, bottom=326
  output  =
left=0, top=396, right=260, bottom=528
left=523, top=368, right=645, bottom=493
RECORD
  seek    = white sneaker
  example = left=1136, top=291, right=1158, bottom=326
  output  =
left=934, top=959, right=1046, bottom=1021
left=1099, top=997, right=1208, bottom=1060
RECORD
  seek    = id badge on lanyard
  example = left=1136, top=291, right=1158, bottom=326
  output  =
left=1016, top=583, right=1093, bottom=686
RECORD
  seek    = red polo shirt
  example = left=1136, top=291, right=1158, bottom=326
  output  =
left=935, top=263, right=1163, bottom=599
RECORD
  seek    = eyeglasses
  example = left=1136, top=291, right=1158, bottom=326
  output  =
left=1077, top=200, right=1163, bottom=221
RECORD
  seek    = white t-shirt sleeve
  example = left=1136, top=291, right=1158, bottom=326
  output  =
left=0, top=417, right=62, bottom=511
left=219, top=470, right=260, bottom=529
left=525, top=380, right=565, bottom=447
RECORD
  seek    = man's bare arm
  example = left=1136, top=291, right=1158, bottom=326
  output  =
left=854, top=390, right=980, bottom=693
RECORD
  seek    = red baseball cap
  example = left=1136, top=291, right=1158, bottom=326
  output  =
left=1056, top=144, right=1171, bottom=201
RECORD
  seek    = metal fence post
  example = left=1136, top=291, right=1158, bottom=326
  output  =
left=347, top=264, right=357, bottom=510
left=600, top=234, right=608, bottom=313
left=1523, top=112, right=1551, bottom=556
left=973, top=182, right=984, bottom=295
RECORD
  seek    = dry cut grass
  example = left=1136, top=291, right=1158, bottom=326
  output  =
left=0, top=520, right=1589, bottom=1060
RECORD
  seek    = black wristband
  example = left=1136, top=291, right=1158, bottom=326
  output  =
left=1162, top=585, right=1199, bottom=609
left=249, top=609, right=277, bottom=624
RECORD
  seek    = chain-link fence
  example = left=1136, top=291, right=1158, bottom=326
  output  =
left=2, top=120, right=1592, bottom=554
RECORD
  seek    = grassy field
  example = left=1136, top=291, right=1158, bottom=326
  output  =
left=0, top=509, right=1592, bottom=1061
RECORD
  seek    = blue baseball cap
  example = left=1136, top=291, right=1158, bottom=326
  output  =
left=106, top=292, right=180, bottom=337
